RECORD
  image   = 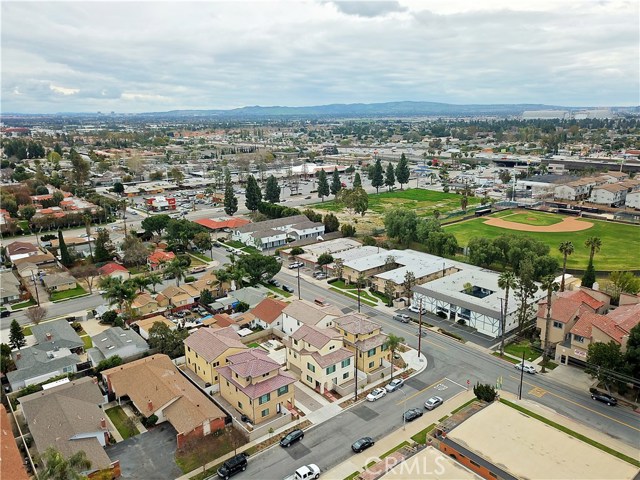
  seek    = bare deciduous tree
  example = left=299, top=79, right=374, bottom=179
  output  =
left=26, top=306, right=48, bottom=325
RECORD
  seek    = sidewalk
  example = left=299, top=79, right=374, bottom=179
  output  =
left=323, top=389, right=476, bottom=480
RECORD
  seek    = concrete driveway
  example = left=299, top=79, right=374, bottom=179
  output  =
left=106, top=424, right=182, bottom=480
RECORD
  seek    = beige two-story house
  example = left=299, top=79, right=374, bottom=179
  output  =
left=218, top=349, right=296, bottom=424
left=184, top=326, right=248, bottom=387
left=286, top=324, right=354, bottom=394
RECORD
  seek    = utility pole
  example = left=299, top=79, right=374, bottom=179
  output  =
left=498, top=297, right=505, bottom=357
left=417, top=298, right=423, bottom=358
left=31, top=273, right=40, bottom=306
left=297, top=266, right=301, bottom=300
left=354, top=345, right=359, bottom=402
left=357, top=280, right=361, bottom=313
left=518, top=350, right=525, bottom=400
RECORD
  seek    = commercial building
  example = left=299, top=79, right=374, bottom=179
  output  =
left=144, top=195, right=176, bottom=211
left=413, top=267, right=545, bottom=338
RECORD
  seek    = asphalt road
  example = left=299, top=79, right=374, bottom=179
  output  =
left=256, top=268, right=640, bottom=479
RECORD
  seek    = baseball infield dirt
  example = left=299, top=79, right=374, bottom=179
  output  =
left=483, top=216, right=594, bottom=232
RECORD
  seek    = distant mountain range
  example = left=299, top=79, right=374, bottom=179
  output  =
left=4, top=101, right=637, bottom=119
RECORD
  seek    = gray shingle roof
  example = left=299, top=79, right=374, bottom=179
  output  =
left=7, top=347, right=80, bottom=387
left=90, top=327, right=148, bottom=357
left=31, top=319, right=84, bottom=351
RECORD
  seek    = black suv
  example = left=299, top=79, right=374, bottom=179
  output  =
left=280, top=429, right=304, bottom=447
left=217, top=453, right=248, bottom=479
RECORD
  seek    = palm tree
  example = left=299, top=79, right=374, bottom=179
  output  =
left=559, top=241, right=574, bottom=292
left=130, top=275, right=151, bottom=294
left=40, top=447, right=91, bottom=480
left=585, top=236, right=602, bottom=265
left=164, top=259, right=186, bottom=286
left=146, top=272, right=163, bottom=293
left=98, top=276, right=136, bottom=317
left=497, top=270, right=516, bottom=357
left=540, top=275, right=559, bottom=373
left=83, top=213, right=93, bottom=259
left=384, top=333, right=405, bottom=383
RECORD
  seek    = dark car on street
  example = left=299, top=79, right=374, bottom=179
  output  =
left=351, top=437, right=375, bottom=453
left=217, top=453, right=248, bottom=479
left=280, top=429, right=304, bottom=447
left=282, top=285, right=294, bottom=293
left=403, top=408, right=423, bottom=422
left=591, top=391, right=618, bottom=406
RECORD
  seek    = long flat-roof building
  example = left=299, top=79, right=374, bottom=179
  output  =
left=412, top=267, right=545, bottom=338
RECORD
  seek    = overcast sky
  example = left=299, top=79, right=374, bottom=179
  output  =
left=1, top=0, right=638, bottom=113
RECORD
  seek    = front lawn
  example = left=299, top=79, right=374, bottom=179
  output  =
left=410, top=423, right=436, bottom=444
left=175, top=426, right=247, bottom=474
left=329, top=287, right=377, bottom=307
left=11, top=299, right=36, bottom=310
left=81, top=335, right=93, bottom=349
left=504, top=340, right=541, bottom=363
left=22, top=326, right=32, bottom=336
left=189, top=251, right=212, bottom=262
left=50, top=285, right=87, bottom=301
left=262, top=283, right=293, bottom=298
left=105, top=406, right=139, bottom=440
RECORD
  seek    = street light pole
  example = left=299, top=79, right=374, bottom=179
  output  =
left=400, top=388, right=407, bottom=431
left=354, top=345, right=359, bottom=402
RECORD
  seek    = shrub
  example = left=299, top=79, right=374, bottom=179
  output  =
left=70, top=321, right=83, bottom=332
left=184, top=276, right=196, bottom=283
left=142, top=414, right=158, bottom=427
left=456, top=319, right=466, bottom=326
left=290, top=247, right=305, bottom=255
left=341, top=223, right=356, bottom=237
left=473, top=382, right=497, bottom=402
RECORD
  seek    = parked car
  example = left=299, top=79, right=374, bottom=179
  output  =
left=591, top=391, right=617, bottom=406
left=284, top=464, right=320, bottom=480
left=351, top=437, right=375, bottom=453
left=305, top=196, right=312, bottom=200
left=282, top=285, right=294, bottom=293
left=314, top=273, right=327, bottom=280
left=268, top=278, right=281, bottom=287
left=366, top=388, right=387, bottom=402
left=403, top=408, right=423, bottom=422
left=424, top=396, right=443, bottom=410
left=0, top=310, right=10, bottom=318
left=514, top=362, right=537, bottom=374
left=217, top=453, right=248, bottom=479
left=385, top=378, right=404, bottom=392
left=393, top=314, right=410, bottom=324
left=280, top=429, right=304, bottom=447
left=289, top=262, right=303, bottom=269
left=408, top=305, right=426, bottom=314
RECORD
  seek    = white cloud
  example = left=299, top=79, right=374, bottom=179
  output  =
left=1, top=0, right=638, bottom=113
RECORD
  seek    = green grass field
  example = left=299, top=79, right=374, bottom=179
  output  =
left=312, top=188, right=482, bottom=217
left=445, top=210, right=640, bottom=271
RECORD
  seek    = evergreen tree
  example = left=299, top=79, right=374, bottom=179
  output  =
left=353, top=172, right=362, bottom=188
left=245, top=175, right=262, bottom=212
left=395, top=153, right=410, bottom=190
left=9, top=319, right=26, bottom=350
left=385, top=162, right=395, bottom=191
left=93, top=230, right=113, bottom=263
left=264, top=175, right=281, bottom=203
left=317, top=170, right=330, bottom=202
left=371, top=158, right=384, bottom=193
left=58, top=230, right=73, bottom=267
left=223, top=170, right=238, bottom=216
left=582, top=261, right=597, bottom=289
left=330, top=168, right=342, bottom=197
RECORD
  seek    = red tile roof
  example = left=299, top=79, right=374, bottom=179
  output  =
left=148, top=249, right=175, bottom=265
left=98, top=262, right=129, bottom=275
left=570, top=304, right=640, bottom=345
left=250, top=298, right=288, bottom=324
left=195, top=218, right=250, bottom=230
left=537, top=293, right=598, bottom=324
left=558, top=290, right=605, bottom=310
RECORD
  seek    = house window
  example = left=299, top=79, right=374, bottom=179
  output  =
left=329, top=345, right=335, bottom=350
left=213, top=361, right=219, bottom=367
left=293, top=353, right=297, bottom=359
left=261, top=408, right=269, bottom=417
left=343, top=372, right=349, bottom=379
left=367, top=348, right=376, bottom=357
left=226, top=381, right=229, bottom=387
left=553, top=321, right=563, bottom=329
left=259, top=393, right=271, bottom=405
left=341, top=358, right=350, bottom=368
left=381, top=343, right=388, bottom=351
left=307, top=362, right=316, bottom=373
left=368, top=361, right=374, bottom=369
left=307, top=375, right=313, bottom=383
left=238, top=401, right=243, bottom=409
left=326, top=365, right=336, bottom=375
left=293, top=339, right=298, bottom=345
left=574, top=335, right=585, bottom=343
left=277, top=385, right=289, bottom=396
left=187, top=346, right=191, bottom=352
